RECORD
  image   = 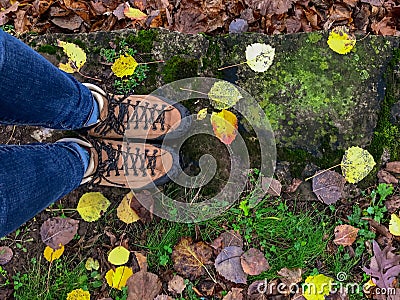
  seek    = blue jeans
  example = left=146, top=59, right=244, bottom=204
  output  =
left=0, top=30, right=94, bottom=237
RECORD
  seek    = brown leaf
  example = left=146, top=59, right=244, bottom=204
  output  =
left=361, top=0, right=383, bottom=6
left=333, top=225, right=359, bottom=246
left=0, top=1, right=19, bottom=26
left=90, top=1, right=107, bottom=15
left=286, top=178, right=302, bottom=193
left=132, top=190, right=154, bottom=224
left=211, top=230, right=243, bottom=251
left=371, top=17, right=397, bottom=35
left=133, top=251, right=148, bottom=272
left=277, top=267, right=303, bottom=287
left=263, top=177, right=282, bottom=197
left=174, top=2, right=207, bottom=34
left=51, top=13, right=83, bottom=30
left=377, top=170, right=398, bottom=184
left=154, top=295, right=174, bottom=300
left=240, top=248, right=270, bottom=275
left=385, top=196, right=400, bottom=214
left=223, top=288, right=243, bottom=300
left=40, top=217, right=79, bottom=250
left=168, top=274, right=186, bottom=294
left=63, top=0, right=90, bottom=23
left=197, top=280, right=216, bottom=296
left=172, top=237, right=213, bottom=280
left=385, top=161, right=400, bottom=173
left=343, top=0, right=358, bottom=7
left=312, top=170, right=345, bottom=205
left=113, top=2, right=125, bottom=20
left=0, top=246, right=13, bottom=265
left=286, top=16, right=301, bottom=33
left=14, top=9, right=31, bottom=33
left=215, top=246, right=247, bottom=284
left=246, top=0, right=294, bottom=15
left=127, top=270, right=162, bottom=300
left=247, top=280, right=268, bottom=299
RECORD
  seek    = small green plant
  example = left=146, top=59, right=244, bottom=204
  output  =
left=159, top=244, right=173, bottom=266
left=0, top=266, right=10, bottom=287
left=364, top=183, right=392, bottom=223
left=0, top=24, right=15, bottom=34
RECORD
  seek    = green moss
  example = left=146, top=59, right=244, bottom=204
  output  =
left=162, top=55, right=199, bottom=83
left=37, top=44, right=58, bottom=55
left=126, top=30, right=157, bottom=53
left=201, top=38, right=222, bottom=77
left=307, top=32, right=323, bottom=44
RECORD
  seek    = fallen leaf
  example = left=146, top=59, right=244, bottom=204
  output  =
left=208, top=81, right=242, bottom=110
left=108, top=246, right=131, bottom=265
left=105, top=266, right=133, bottom=290
left=77, top=192, right=110, bottom=222
left=0, top=1, right=19, bottom=26
left=385, top=196, right=400, bottom=214
left=277, top=267, right=303, bottom=288
left=333, top=225, right=359, bottom=246
left=117, top=192, right=140, bottom=224
left=361, top=0, right=382, bottom=6
left=168, top=274, right=186, bottom=294
left=130, top=190, right=154, bottom=224
left=223, top=288, right=243, bottom=300
left=0, top=246, right=13, bottom=265
left=377, top=170, right=398, bottom=184
left=40, top=217, right=79, bottom=250
left=51, top=13, right=83, bottom=31
left=14, top=9, right=30, bottom=33
left=362, top=240, right=400, bottom=290
left=215, top=246, right=247, bottom=284
left=327, top=26, right=356, bottom=55
left=245, top=43, right=275, bottom=72
left=246, top=0, right=294, bottom=15
left=133, top=251, right=148, bottom=271
left=341, top=146, right=375, bottom=184
left=124, top=5, right=147, bottom=20
left=312, top=170, right=345, bottom=205
left=303, top=274, right=334, bottom=300
left=385, top=161, right=400, bottom=173
left=197, top=280, right=216, bottom=296
left=197, top=108, right=208, bottom=120
left=172, top=237, right=213, bottom=280
left=264, top=177, right=282, bottom=197
left=127, top=269, right=162, bottom=300
left=113, top=2, right=126, bottom=20
left=211, top=230, right=243, bottom=251
left=66, top=288, right=90, bottom=300
left=241, top=248, right=270, bottom=275
left=44, top=245, right=64, bottom=262
left=210, top=110, right=238, bottom=145
left=247, top=280, right=269, bottom=299
left=389, top=214, right=400, bottom=236
left=154, top=295, right=174, bottom=300
left=58, top=40, right=87, bottom=73
left=85, top=257, right=99, bottom=271
left=229, top=19, right=248, bottom=33
left=286, top=178, right=303, bottom=193
left=111, top=55, right=139, bottom=78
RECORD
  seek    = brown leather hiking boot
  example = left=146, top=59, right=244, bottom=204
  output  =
left=58, top=137, right=180, bottom=189
left=83, top=83, right=191, bottom=140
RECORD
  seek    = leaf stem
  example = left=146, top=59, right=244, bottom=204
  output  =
left=217, top=61, right=246, bottom=71
left=305, top=164, right=342, bottom=181
left=138, top=60, right=165, bottom=65
left=78, top=70, right=102, bottom=82
left=179, top=88, right=208, bottom=96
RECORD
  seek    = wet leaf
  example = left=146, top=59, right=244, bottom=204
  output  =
left=58, top=41, right=87, bottom=73
left=327, top=26, right=356, bottom=55
left=197, top=108, right=207, bottom=120
left=117, top=192, right=140, bottom=224
left=111, top=55, right=138, bottom=78
left=108, top=246, right=131, bottom=265
left=333, top=225, right=359, bottom=246
left=208, top=81, right=242, bottom=110
left=215, top=246, right=247, bottom=284
left=172, top=237, right=213, bottom=280
left=362, top=240, right=400, bottom=290
left=0, top=246, right=13, bottom=265
left=341, top=147, right=375, bottom=184
left=223, top=288, right=243, bottom=300
left=44, top=245, right=64, bottom=262
left=85, top=257, right=99, bottom=271
left=40, top=217, right=79, bottom=249
left=168, top=274, right=186, bottom=294
left=210, top=110, right=238, bottom=145
left=303, top=274, right=334, bottom=300
left=312, top=170, right=345, bottom=205
left=124, top=5, right=147, bottom=20
left=245, top=43, right=275, bottom=72
left=127, top=270, right=162, bottom=300
left=240, top=248, right=270, bottom=275
left=77, top=192, right=110, bottom=222
left=66, top=288, right=90, bottom=300
left=105, top=266, right=133, bottom=290
left=389, top=214, right=400, bottom=236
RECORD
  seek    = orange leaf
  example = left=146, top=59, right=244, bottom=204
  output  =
left=124, top=6, right=147, bottom=20
left=333, top=224, right=359, bottom=246
left=210, top=110, right=238, bottom=145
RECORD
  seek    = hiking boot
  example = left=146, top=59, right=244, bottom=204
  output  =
left=57, top=137, right=180, bottom=189
left=83, top=83, right=191, bottom=140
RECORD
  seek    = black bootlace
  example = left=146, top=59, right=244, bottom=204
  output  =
left=88, top=139, right=159, bottom=187
left=93, top=96, right=170, bottom=137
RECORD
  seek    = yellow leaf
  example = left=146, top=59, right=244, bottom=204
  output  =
left=59, top=62, right=76, bottom=74
left=210, top=110, right=238, bottom=145
left=77, top=192, right=110, bottom=222
left=341, top=147, right=375, bottom=184
left=105, top=266, right=133, bottom=290
left=197, top=108, right=208, bottom=120
left=327, top=26, right=356, bottom=55
left=245, top=43, right=275, bottom=72
left=85, top=257, right=99, bottom=271
left=108, top=246, right=130, bottom=266
left=66, top=288, right=90, bottom=300
left=208, top=81, right=242, bottom=110
left=111, top=55, right=138, bottom=78
left=43, top=245, right=64, bottom=262
left=117, top=192, right=140, bottom=224
left=303, top=274, right=334, bottom=300
left=389, top=213, right=400, bottom=236
left=57, top=41, right=87, bottom=72
left=124, top=6, right=147, bottom=20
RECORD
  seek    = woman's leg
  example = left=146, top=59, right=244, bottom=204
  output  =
left=0, top=141, right=88, bottom=237
left=0, top=29, right=95, bottom=129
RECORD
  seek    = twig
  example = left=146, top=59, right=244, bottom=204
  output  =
left=179, top=88, right=208, bottom=96
left=5, top=125, right=16, bottom=145
left=217, top=61, right=246, bottom=71
left=357, top=32, right=370, bottom=42
left=305, top=164, right=341, bottom=181
left=78, top=70, right=102, bottom=82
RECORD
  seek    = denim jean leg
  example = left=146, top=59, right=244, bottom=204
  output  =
left=0, top=142, right=85, bottom=237
left=0, top=29, right=94, bottom=129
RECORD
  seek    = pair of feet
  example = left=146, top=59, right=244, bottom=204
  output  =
left=59, top=83, right=190, bottom=189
